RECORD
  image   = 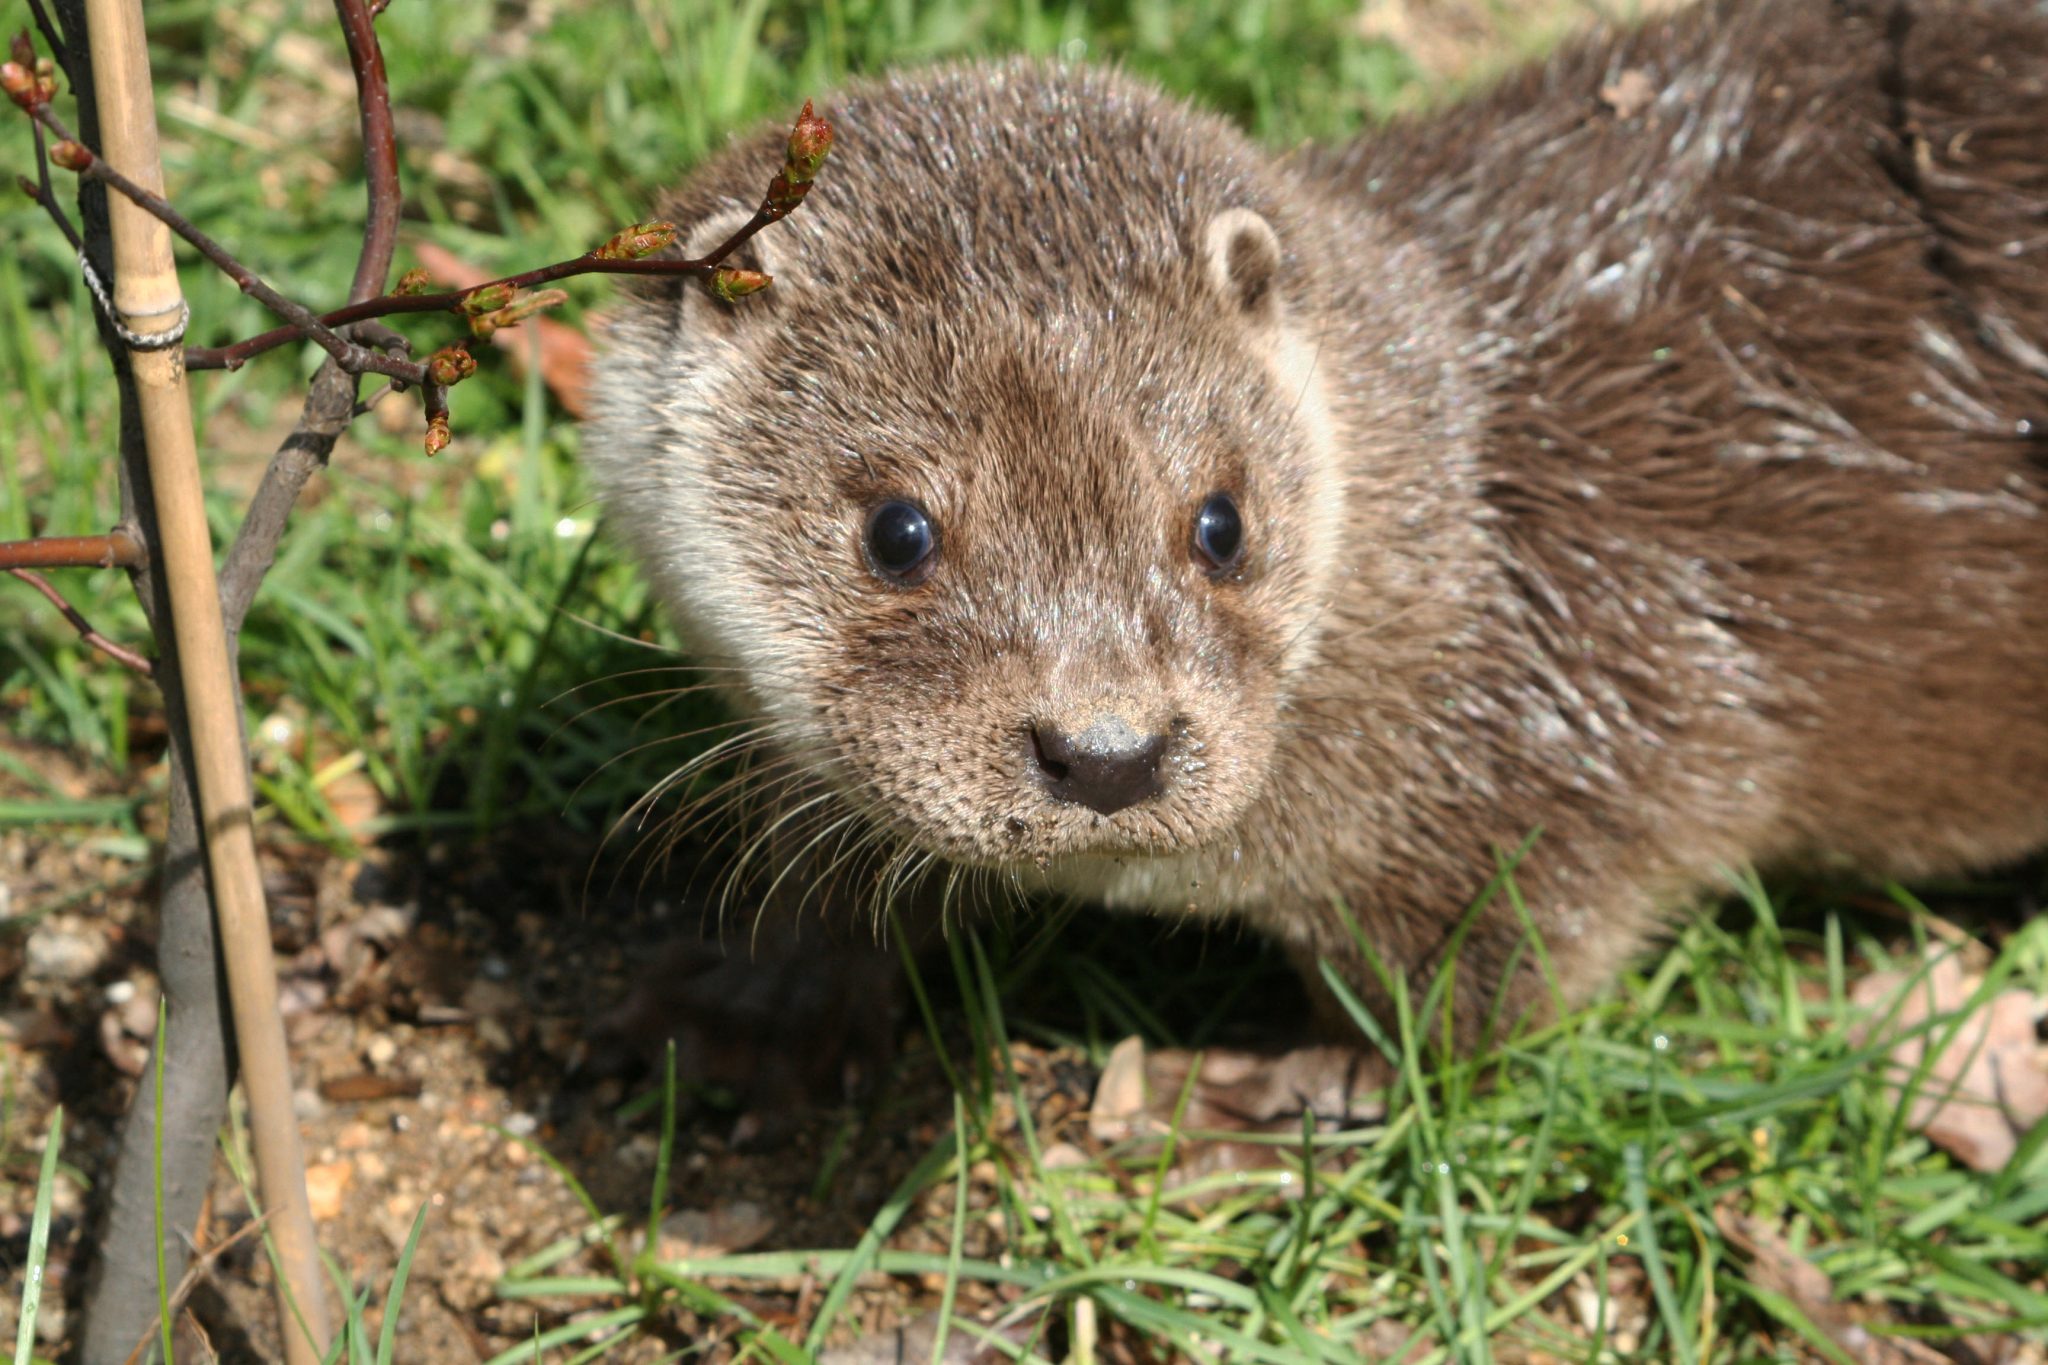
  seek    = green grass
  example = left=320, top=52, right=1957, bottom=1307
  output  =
left=492, top=883, right=2048, bottom=1360
left=4, top=0, right=2047, bottom=1359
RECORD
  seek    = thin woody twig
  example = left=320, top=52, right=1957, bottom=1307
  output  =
left=117, top=1212, right=273, bottom=1365
left=30, top=103, right=420, bottom=383
left=352, top=318, right=409, bottom=356
left=74, top=0, right=329, bottom=1348
left=0, top=529, right=145, bottom=569
left=331, top=0, right=399, bottom=307
left=8, top=43, right=830, bottom=455
left=177, top=98, right=834, bottom=370
left=184, top=211, right=780, bottom=372
left=351, top=377, right=403, bottom=417
left=20, top=119, right=83, bottom=249
left=218, top=0, right=404, bottom=631
left=9, top=567, right=154, bottom=676
left=48, top=1, right=242, bottom=1354
left=24, top=0, right=68, bottom=83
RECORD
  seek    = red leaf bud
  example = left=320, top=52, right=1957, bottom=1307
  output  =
left=423, top=414, right=450, bottom=457
left=458, top=282, right=514, bottom=316
left=9, top=31, right=31, bottom=69
left=0, top=60, right=35, bottom=107
left=470, top=287, right=567, bottom=338
left=594, top=221, right=677, bottom=261
left=709, top=267, right=772, bottom=302
left=392, top=267, right=432, bottom=296
left=484, top=287, right=568, bottom=328
left=425, top=344, right=477, bottom=387
left=784, top=100, right=833, bottom=186
left=48, top=140, right=92, bottom=172
left=762, top=171, right=809, bottom=215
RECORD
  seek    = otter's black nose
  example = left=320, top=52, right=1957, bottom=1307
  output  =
left=1029, top=715, right=1169, bottom=815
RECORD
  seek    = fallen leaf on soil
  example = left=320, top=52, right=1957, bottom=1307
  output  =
left=1716, top=1206, right=1948, bottom=1364
left=1850, top=950, right=2048, bottom=1172
left=642, top=1201, right=777, bottom=1262
left=315, top=759, right=384, bottom=840
left=1089, top=1035, right=1392, bottom=1180
left=819, top=1311, right=1042, bottom=1365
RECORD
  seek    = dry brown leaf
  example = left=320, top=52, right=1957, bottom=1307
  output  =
left=1850, top=950, right=2048, bottom=1171
left=818, top=1310, right=1044, bottom=1365
left=648, top=1200, right=776, bottom=1260
left=1088, top=1035, right=1392, bottom=1179
left=1716, top=1207, right=1949, bottom=1364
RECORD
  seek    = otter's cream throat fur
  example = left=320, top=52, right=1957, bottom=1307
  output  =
left=584, top=0, right=2048, bottom=1087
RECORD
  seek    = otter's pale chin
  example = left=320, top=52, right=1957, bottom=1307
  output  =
left=1016, top=845, right=1258, bottom=920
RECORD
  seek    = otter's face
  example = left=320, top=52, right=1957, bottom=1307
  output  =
left=594, top=203, right=1345, bottom=879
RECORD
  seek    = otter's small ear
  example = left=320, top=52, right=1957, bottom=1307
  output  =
left=678, top=206, right=808, bottom=330
left=1202, top=208, right=1284, bottom=322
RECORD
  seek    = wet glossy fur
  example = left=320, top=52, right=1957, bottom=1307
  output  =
left=586, top=0, right=2048, bottom=1046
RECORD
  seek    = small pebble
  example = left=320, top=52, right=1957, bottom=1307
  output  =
left=25, top=920, right=102, bottom=983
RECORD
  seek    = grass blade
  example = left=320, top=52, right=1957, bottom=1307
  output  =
left=12, top=1107, right=62, bottom=1365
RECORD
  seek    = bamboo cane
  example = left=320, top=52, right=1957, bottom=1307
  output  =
left=81, top=0, right=331, bottom=1359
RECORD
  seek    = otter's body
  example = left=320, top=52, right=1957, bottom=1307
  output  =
left=587, top=0, right=2048, bottom=1049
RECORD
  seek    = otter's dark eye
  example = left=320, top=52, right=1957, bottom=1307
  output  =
left=1192, top=491, right=1244, bottom=573
left=864, top=499, right=939, bottom=583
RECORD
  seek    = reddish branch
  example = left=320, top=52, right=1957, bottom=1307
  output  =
left=331, top=0, right=399, bottom=308
left=8, top=568, right=153, bottom=676
left=0, top=529, right=144, bottom=569
left=22, top=0, right=65, bottom=84
left=182, top=181, right=818, bottom=372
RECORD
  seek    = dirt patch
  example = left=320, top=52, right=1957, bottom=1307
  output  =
left=0, top=736, right=1011, bottom=1360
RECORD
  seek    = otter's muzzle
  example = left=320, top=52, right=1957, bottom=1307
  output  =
left=1028, top=714, right=1170, bottom=816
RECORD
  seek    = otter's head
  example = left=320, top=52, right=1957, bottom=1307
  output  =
left=587, top=63, right=1382, bottom=879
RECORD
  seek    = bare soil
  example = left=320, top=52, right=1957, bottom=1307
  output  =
left=0, top=732, right=1079, bottom=1361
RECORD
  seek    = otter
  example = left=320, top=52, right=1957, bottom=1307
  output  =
left=582, top=0, right=2048, bottom=1114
